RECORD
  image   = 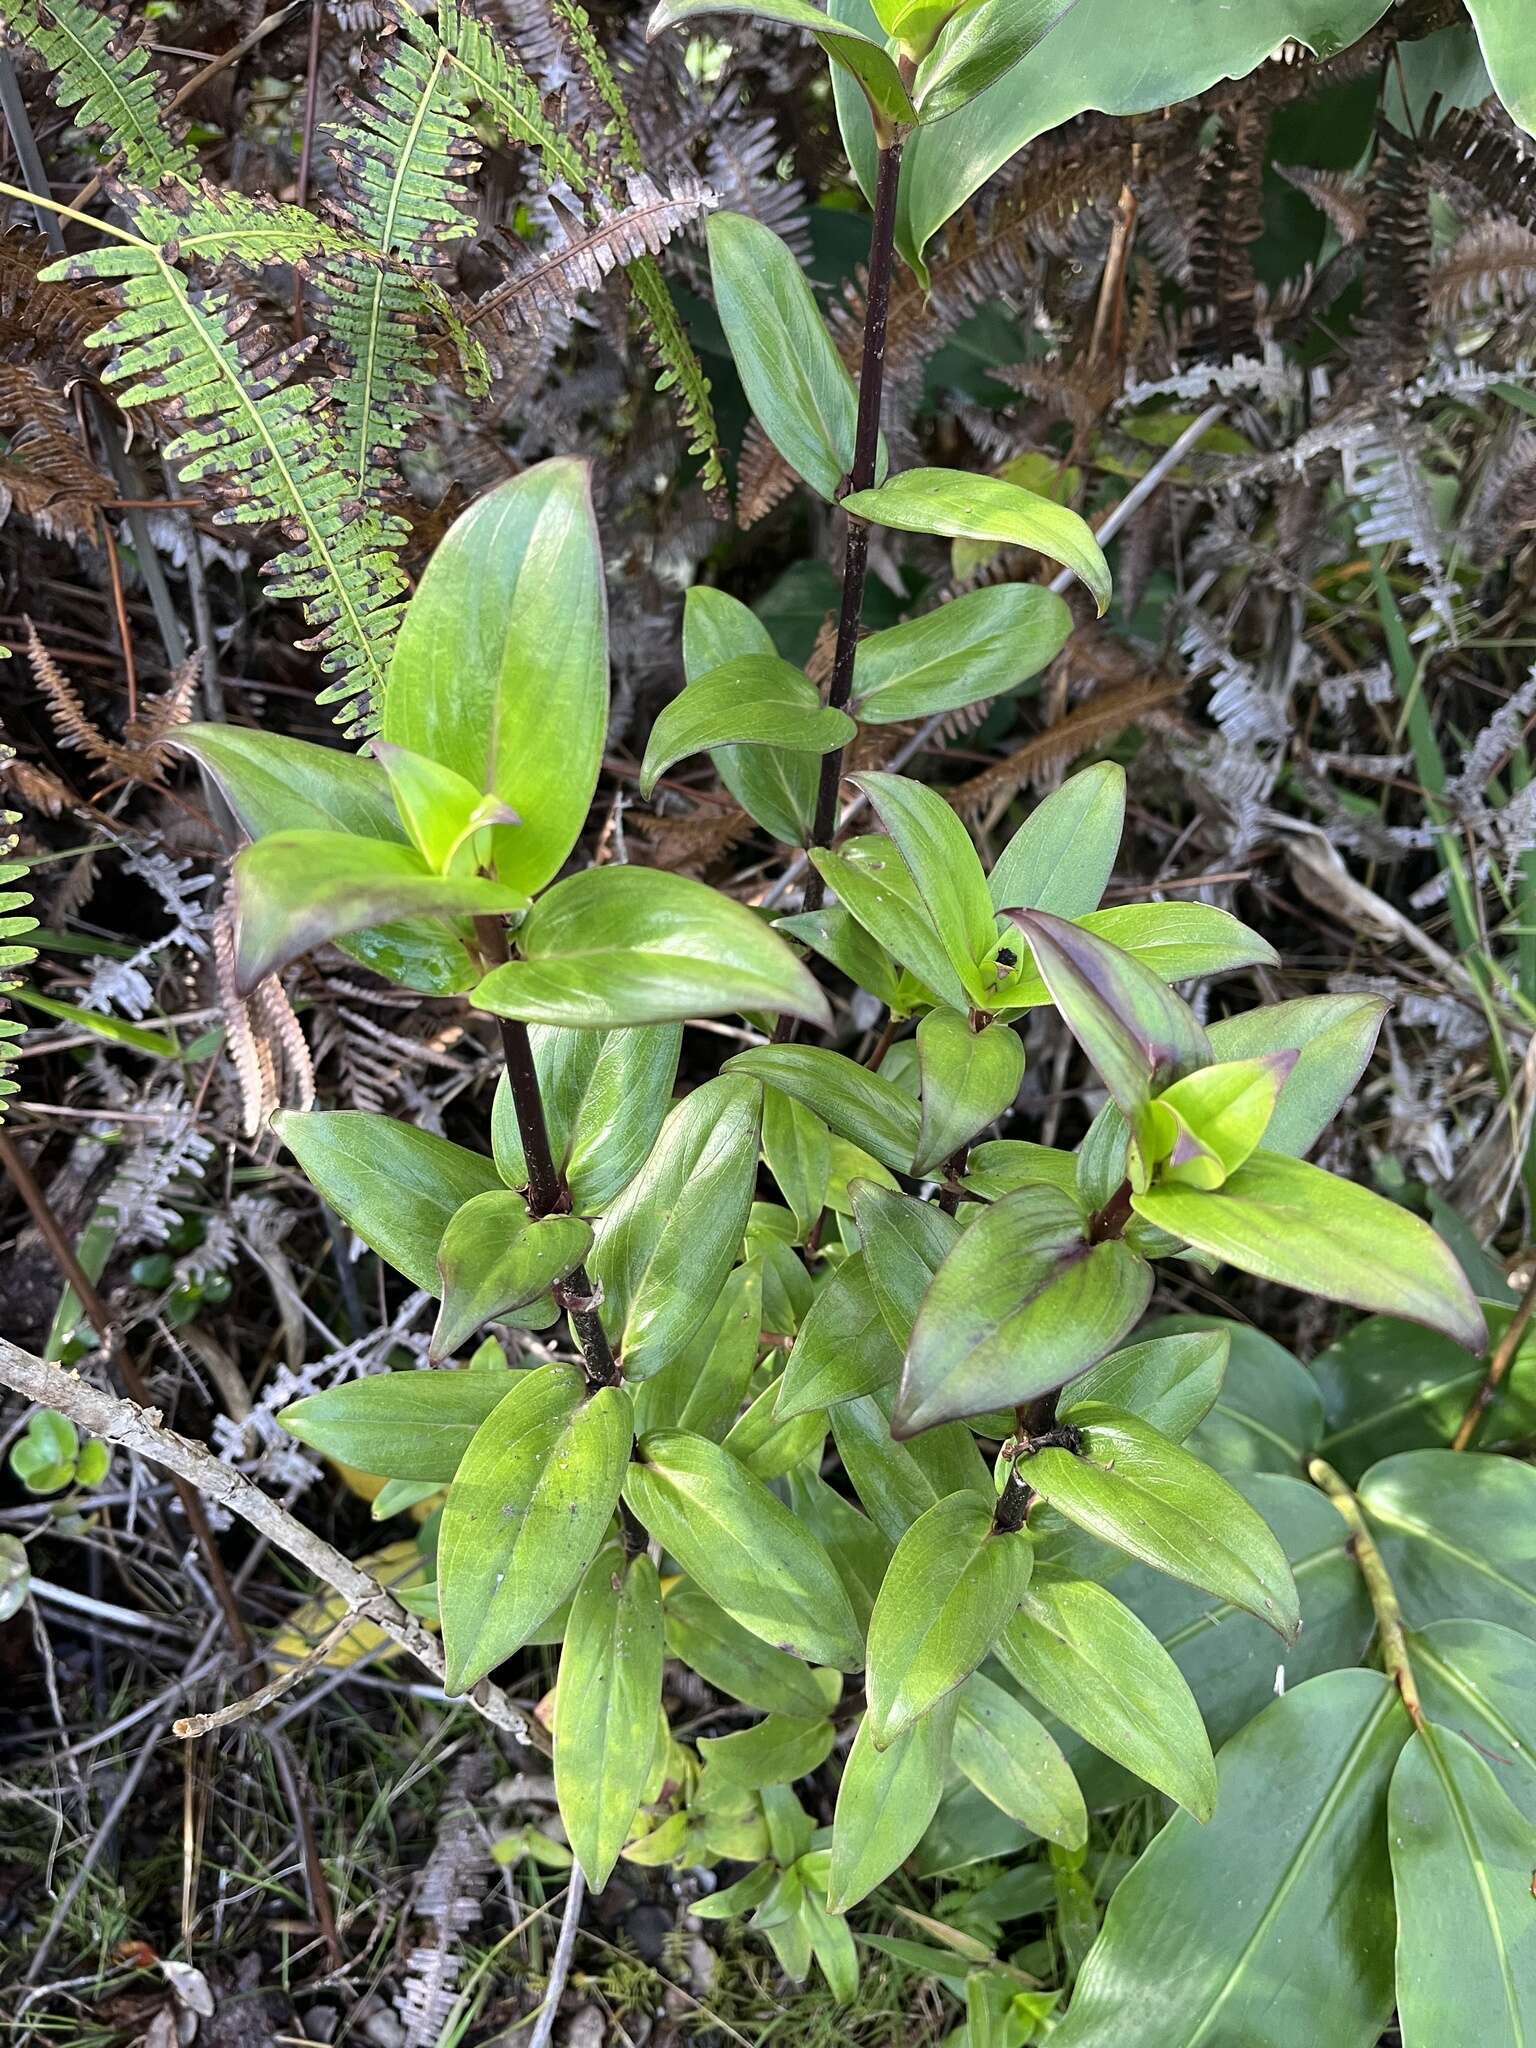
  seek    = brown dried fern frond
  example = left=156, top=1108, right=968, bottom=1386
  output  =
left=1274, top=162, right=1370, bottom=246
left=473, top=172, right=713, bottom=328
left=1429, top=219, right=1536, bottom=325
left=1188, top=107, right=1269, bottom=361
left=628, top=803, right=754, bottom=878
left=27, top=625, right=199, bottom=786
left=948, top=676, right=1186, bottom=820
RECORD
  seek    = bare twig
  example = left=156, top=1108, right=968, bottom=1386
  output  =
left=1309, top=1457, right=1423, bottom=1728
left=528, top=1869, right=587, bottom=2048
left=1451, top=1262, right=1536, bottom=1451
left=174, top=1608, right=359, bottom=1738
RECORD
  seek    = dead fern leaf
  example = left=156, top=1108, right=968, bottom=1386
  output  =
left=473, top=172, right=713, bottom=328
left=948, top=677, right=1186, bottom=820
left=1429, top=218, right=1536, bottom=324
left=628, top=804, right=753, bottom=877
left=27, top=626, right=199, bottom=786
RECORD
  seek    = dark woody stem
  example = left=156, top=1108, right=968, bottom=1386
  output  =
left=801, top=134, right=905, bottom=917
left=993, top=1389, right=1064, bottom=1534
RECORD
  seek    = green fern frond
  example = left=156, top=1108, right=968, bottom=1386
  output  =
left=436, top=0, right=588, bottom=189
left=626, top=253, right=724, bottom=496
left=2, top=0, right=196, bottom=188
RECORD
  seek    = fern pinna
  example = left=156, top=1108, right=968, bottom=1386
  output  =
left=0, top=0, right=722, bottom=728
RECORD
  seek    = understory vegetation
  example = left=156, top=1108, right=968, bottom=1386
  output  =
left=3, top=1, right=1536, bottom=2044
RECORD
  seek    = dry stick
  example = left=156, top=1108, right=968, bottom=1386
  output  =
left=527, top=1868, right=587, bottom=2048
left=173, top=1608, right=360, bottom=1738
left=0, top=1332, right=542, bottom=1748
left=1451, top=1262, right=1536, bottom=1451
left=1309, top=1457, right=1424, bottom=1728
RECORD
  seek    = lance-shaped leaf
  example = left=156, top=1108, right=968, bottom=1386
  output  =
left=811, top=836, right=974, bottom=1012
left=865, top=1494, right=1033, bottom=1746
left=437, top=1367, right=633, bottom=1691
left=1360, top=1451, right=1536, bottom=1635
left=995, top=1567, right=1216, bottom=1821
left=370, top=741, right=519, bottom=876
left=853, top=771, right=998, bottom=1000
left=634, top=1262, right=764, bottom=1441
left=590, top=1075, right=761, bottom=1379
left=1411, top=1619, right=1536, bottom=1826
left=952, top=1671, right=1087, bottom=1849
left=472, top=865, right=830, bottom=1030
left=232, top=830, right=525, bottom=993
left=1206, top=994, right=1388, bottom=1159
left=177, top=722, right=402, bottom=841
left=624, top=1430, right=864, bottom=1670
left=1465, top=0, right=1536, bottom=138
left=383, top=459, right=608, bottom=897
left=1051, top=1671, right=1408, bottom=2048
left=842, top=469, right=1110, bottom=615
left=774, top=901, right=903, bottom=1011
left=697, top=1713, right=837, bottom=1791
left=777, top=1253, right=901, bottom=1420
left=1390, top=1719, right=1536, bottom=2048
left=650, top=0, right=916, bottom=129
left=279, top=1366, right=512, bottom=1482
left=706, top=210, right=862, bottom=501
left=831, top=1387, right=991, bottom=1543
left=664, top=1583, right=837, bottom=1718
left=910, top=0, right=1079, bottom=117
left=897, top=1186, right=1152, bottom=1435
left=1025, top=1405, right=1300, bottom=1639
left=994, top=903, right=1276, bottom=1011
left=914, top=1009, right=1024, bottom=1174
left=850, top=584, right=1071, bottom=725
left=430, top=1193, right=591, bottom=1360
left=1058, top=1329, right=1228, bottom=1445
left=762, top=1087, right=832, bottom=1239
left=1132, top=1154, right=1486, bottom=1355
left=725, top=1044, right=918, bottom=1175
left=829, top=1697, right=957, bottom=1912
left=683, top=586, right=816, bottom=846
left=640, top=656, right=854, bottom=798
left=987, top=761, right=1125, bottom=918
left=491, top=1023, right=681, bottom=1215
left=850, top=1180, right=959, bottom=1344
left=554, top=1542, right=664, bottom=1891
left=272, top=1110, right=502, bottom=1294
left=1145, top=1052, right=1295, bottom=1192
left=1008, top=908, right=1211, bottom=1129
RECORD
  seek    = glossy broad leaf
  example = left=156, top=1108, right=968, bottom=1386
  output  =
left=1157, top=1315, right=1325, bottom=1476
left=1412, top=1620, right=1536, bottom=1826
left=842, top=469, right=1110, bottom=614
left=776, top=1252, right=902, bottom=1420
left=909, top=0, right=1079, bottom=117
left=1205, top=994, right=1387, bottom=1160
left=1132, top=1154, right=1486, bottom=1355
left=473, top=865, right=829, bottom=1030
left=952, top=1670, right=1086, bottom=1849
left=1465, top=0, right=1536, bottom=137
left=279, top=1366, right=512, bottom=1482
left=650, top=0, right=915, bottom=129
left=851, top=1180, right=960, bottom=1345
left=850, top=585, right=1071, bottom=725
left=725, top=1044, right=919, bottom=1174
left=865, top=1493, right=1032, bottom=1746
left=490, top=1022, right=681, bottom=1215
left=554, top=1542, right=664, bottom=1890
left=1025, top=1405, right=1300, bottom=1639
left=897, top=1186, right=1151, bottom=1434
left=589, top=1075, right=761, bottom=1379
left=430, top=1193, right=591, bottom=1360
left=829, top=1698, right=957, bottom=1912
left=1314, top=1305, right=1536, bottom=1479
left=437, top=1367, right=633, bottom=1691
left=1057, top=1329, right=1229, bottom=1445
left=177, top=722, right=402, bottom=841
left=1052, top=1670, right=1408, bottom=2048
left=382, top=459, right=608, bottom=896
left=231, top=830, right=524, bottom=993
left=640, top=655, right=854, bottom=798
left=624, top=1430, right=864, bottom=1669
left=913, top=1009, right=1024, bottom=1174
left=986, top=761, right=1124, bottom=918
left=1359, top=1450, right=1536, bottom=1635
left=272, top=1110, right=502, bottom=1294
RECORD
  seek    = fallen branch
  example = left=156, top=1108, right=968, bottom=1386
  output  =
left=0, top=1334, right=540, bottom=1748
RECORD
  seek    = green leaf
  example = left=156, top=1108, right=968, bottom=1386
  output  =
left=1315, top=1305, right=1536, bottom=1479
left=914, top=1010, right=1023, bottom=1174
left=829, top=1699, right=957, bottom=1912
left=232, top=830, right=524, bottom=993
left=785, top=1465, right=891, bottom=1635
left=177, top=722, right=402, bottom=841
left=1412, top=1619, right=1536, bottom=1826
left=1151, top=1315, right=1324, bottom=1476
left=777, top=1254, right=901, bottom=1420
left=625, top=1430, right=864, bottom=1669
left=1132, top=1155, right=1487, bottom=1355
left=852, top=772, right=998, bottom=1001
left=633, top=1262, right=764, bottom=1440
left=1205, top=994, right=1387, bottom=1159
left=762, top=1088, right=832, bottom=1239
left=590, top=1075, right=761, bottom=1380
left=698, top=1714, right=837, bottom=1791
left=272, top=1110, right=502, bottom=1294
left=370, top=741, right=518, bottom=876
left=850, top=585, right=1071, bottom=724
left=725, top=1045, right=919, bottom=1175
left=829, top=1388, right=990, bottom=1544
left=555, top=1542, right=664, bottom=1890
left=960, top=1138, right=1082, bottom=1204
left=13, top=991, right=182, bottom=1060
left=1008, top=909, right=1211, bottom=1128
left=382, top=459, right=608, bottom=896
left=640, top=656, right=855, bottom=799
left=279, top=1366, right=512, bottom=1481
left=1390, top=1719, right=1536, bottom=2048
left=706, top=211, right=863, bottom=500
left=842, top=469, right=1110, bottom=615
left=664, top=1583, right=837, bottom=1719
left=1058, top=1329, right=1229, bottom=1444
left=897, top=1187, right=1151, bottom=1434
left=1465, top=0, right=1536, bottom=136
left=650, top=0, right=916, bottom=129
left=811, top=836, right=974, bottom=1013
left=490, top=1022, right=682, bottom=1215
left=909, top=0, right=1077, bottom=117
left=952, top=1671, right=1086, bottom=1849
left=1145, top=1054, right=1293, bottom=1191
left=1025, top=1405, right=1300, bottom=1639
left=849, top=1180, right=959, bottom=1347
left=995, top=904, right=1277, bottom=1013
left=719, top=1377, right=827, bottom=1482
left=987, top=762, right=1124, bottom=918
left=1360, top=1450, right=1536, bottom=1635
left=774, top=902, right=903, bottom=1010
left=438, top=1367, right=634, bottom=1691
left=431, top=1194, right=591, bottom=1360
left=473, top=865, right=829, bottom=1030
left=682, top=587, right=816, bottom=846
left=1051, top=1671, right=1408, bottom=2048
left=995, top=1566, right=1216, bottom=1820
left=866, top=1493, right=1032, bottom=1746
